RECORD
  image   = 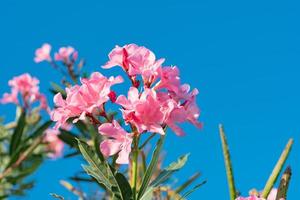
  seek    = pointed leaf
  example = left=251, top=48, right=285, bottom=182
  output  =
left=276, top=166, right=292, bottom=200
left=58, top=130, right=79, bottom=148
left=9, top=110, right=26, bottom=155
left=219, top=124, right=237, bottom=200
left=27, top=121, right=53, bottom=141
left=50, top=193, right=65, bottom=200
left=77, top=139, right=132, bottom=200
left=179, top=180, right=206, bottom=200
left=151, top=154, right=190, bottom=187
left=137, top=136, right=165, bottom=200
left=115, top=173, right=133, bottom=200
left=261, top=138, right=293, bottom=198
left=175, top=172, right=201, bottom=194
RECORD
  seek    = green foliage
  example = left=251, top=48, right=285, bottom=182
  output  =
left=9, top=110, right=26, bottom=155
left=219, top=124, right=237, bottom=200
left=137, top=136, right=165, bottom=199
left=77, top=139, right=133, bottom=200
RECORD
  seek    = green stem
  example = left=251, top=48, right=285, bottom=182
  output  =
left=132, top=135, right=140, bottom=200
left=139, top=133, right=155, bottom=150
left=261, top=138, right=293, bottom=198
left=219, top=124, right=236, bottom=200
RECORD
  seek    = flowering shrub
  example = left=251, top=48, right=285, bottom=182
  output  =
left=0, top=43, right=294, bottom=200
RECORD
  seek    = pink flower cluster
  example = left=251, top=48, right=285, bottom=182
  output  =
left=236, top=189, right=284, bottom=200
left=43, top=128, right=64, bottom=159
left=0, top=73, right=48, bottom=111
left=104, top=44, right=201, bottom=136
left=51, top=72, right=123, bottom=129
left=34, top=43, right=78, bottom=63
left=51, top=43, right=201, bottom=164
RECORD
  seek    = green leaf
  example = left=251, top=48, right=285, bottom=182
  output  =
left=175, top=172, right=201, bottom=194
left=7, top=156, right=43, bottom=184
left=9, top=110, right=26, bottom=155
left=6, top=121, right=51, bottom=169
left=50, top=82, right=66, bottom=97
left=261, top=138, right=293, bottom=198
left=77, top=139, right=132, bottom=200
left=58, top=130, right=79, bottom=148
left=179, top=180, right=207, bottom=200
left=150, top=154, right=190, bottom=187
left=27, top=121, right=53, bottom=141
left=115, top=173, right=134, bottom=200
left=276, top=166, right=292, bottom=200
left=219, top=124, right=237, bottom=200
left=137, top=136, right=165, bottom=200
left=50, top=193, right=65, bottom=200
left=139, top=187, right=154, bottom=200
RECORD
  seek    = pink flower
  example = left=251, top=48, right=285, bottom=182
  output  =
left=0, top=88, right=19, bottom=104
left=44, top=128, right=64, bottom=159
left=154, top=66, right=181, bottom=93
left=236, top=189, right=284, bottom=200
left=1, top=73, right=48, bottom=110
left=116, top=87, right=167, bottom=135
left=8, top=73, right=39, bottom=96
left=34, top=43, right=52, bottom=63
left=102, top=44, right=164, bottom=85
left=51, top=72, right=123, bottom=129
left=98, top=120, right=133, bottom=164
left=54, top=46, right=77, bottom=61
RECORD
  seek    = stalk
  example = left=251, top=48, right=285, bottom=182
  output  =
left=131, top=135, right=140, bottom=200
left=261, top=138, right=293, bottom=198
left=219, top=124, right=237, bottom=200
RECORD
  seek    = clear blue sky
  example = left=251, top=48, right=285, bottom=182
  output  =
left=0, top=0, right=299, bottom=199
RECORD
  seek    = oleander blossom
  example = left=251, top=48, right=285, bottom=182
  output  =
left=34, top=43, right=52, bottom=63
left=0, top=73, right=49, bottom=111
left=116, top=87, right=167, bottom=135
left=54, top=46, right=78, bottom=62
left=98, top=120, right=133, bottom=164
left=104, top=44, right=202, bottom=136
left=51, top=72, right=123, bottom=129
left=236, top=189, right=284, bottom=200
left=43, top=128, right=64, bottom=159
left=102, top=44, right=165, bottom=85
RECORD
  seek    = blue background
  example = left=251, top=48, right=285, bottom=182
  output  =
left=0, top=0, right=299, bottom=199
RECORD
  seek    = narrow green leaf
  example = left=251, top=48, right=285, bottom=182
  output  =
left=77, top=139, right=132, bottom=200
left=9, top=110, right=26, bottom=155
left=139, top=187, right=154, bottom=200
left=115, top=173, right=133, bottom=200
left=78, top=140, right=113, bottom=190
left=151, top=154, right=190, bottom=187
left=276, top=166, right=292, bottom=200
left=219, top=124, right=237, bottom=200
left=261, top=138, right=293, bottom=198
left=50, top=193, right=65, bottom=200
left=137, top=136, right=165, bottom=200
left=58, top=130, right=79, bottom=148
left=175, top=172, right=201, bottom=194
left=25, top=121, right=53, bottom=142
left=50, top=82, right=66, bottom=97
left=63, top=151, right=80, bottom=158
left=179, top=180, right=207, bottom=200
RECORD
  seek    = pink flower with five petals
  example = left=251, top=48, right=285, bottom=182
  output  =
left=51, top=72, right=123, bottom=129
left=102, top=44, right=164, bottom=85
left=34, top=43, right=52, bottom=63
left=98, top=120, right=133, bottom=164
left=116, top=87, right=166, bottom=135
left=54, top=46, right=77, bottom=61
